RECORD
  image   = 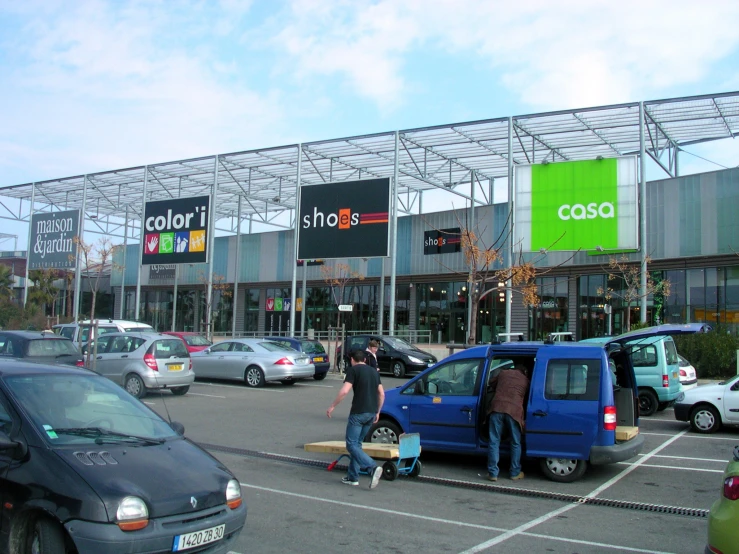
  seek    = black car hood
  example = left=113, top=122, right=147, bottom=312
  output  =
left=397, top=347, right=435, bottom=360
left=56, top=437, right=234, bottom=519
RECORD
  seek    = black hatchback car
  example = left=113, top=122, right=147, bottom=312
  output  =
left=0, top=330, right=84, bottom=367
left=262, top=336, right=330, bottom=380
left=0, top=361, right=247, bottom=554
left=337, top=335, right=437, bottom=378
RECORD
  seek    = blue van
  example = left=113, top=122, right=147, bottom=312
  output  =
left=367, top=341, right=643, bottom=482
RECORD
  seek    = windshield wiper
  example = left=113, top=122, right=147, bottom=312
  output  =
left=54, top=427, right=165, bottom=445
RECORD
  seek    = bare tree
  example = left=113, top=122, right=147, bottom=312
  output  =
left=198, top=272, right=232, bottom=341
left=320, top=263, right=365, bottom=332
left=597, top=255, right=671, bottom=332
left=74, top=237, right=115, bottom=367
left=431, top=209, right=571, bottom=344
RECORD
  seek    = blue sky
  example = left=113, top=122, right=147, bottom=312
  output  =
left=1, top=0, right=739, bottom=247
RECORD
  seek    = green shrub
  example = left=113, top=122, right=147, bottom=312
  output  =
left=674, top=328, right=738, bottom=379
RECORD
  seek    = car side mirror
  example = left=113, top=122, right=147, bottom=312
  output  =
left=204, top=348, right=211, bottom=354
left=414, top=380, right=426, bottom=395
left=169, top=421, right=185, bottom=435
left=0, top=431, right=27, bottom=458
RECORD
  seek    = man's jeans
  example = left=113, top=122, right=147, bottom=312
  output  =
left=345, top=412, right=377, bottom=481
left=487, top=412, right=522, bottom=478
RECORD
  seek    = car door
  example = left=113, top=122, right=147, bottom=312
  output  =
left=375, top=338, right=393, bottom=372
left=0, top=390, right=19, bottom=546
left=524, top=347, right=602, bottom=461
left=196, top=342, right=235, bottom=379
left=92, top=335, right=123, bottom=378
left=722, top=377, right=739, bottom=424
left=406, top=357, right=484, bottom=451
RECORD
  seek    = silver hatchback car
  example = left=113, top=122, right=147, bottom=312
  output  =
left=84, top=332, right=194, bottom=398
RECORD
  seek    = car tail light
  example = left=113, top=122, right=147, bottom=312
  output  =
left=144, top=353, right=158, bottom=371
left=662, top=375, right=669, bottom=387
left=604, top=406, right=617, bottom=431
left=274, top=358, right=293, bottom=365
left=76, top=360, right=85, bottom=367
left=724, top=476, right=739, bottom=500
left=679, top=369, right=687, bottom=377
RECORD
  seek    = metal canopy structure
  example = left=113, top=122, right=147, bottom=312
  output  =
left=2, top=90, right=738, bottom=237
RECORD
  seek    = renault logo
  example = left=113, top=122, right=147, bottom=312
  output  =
left=190, top=496, right=197, bottom=509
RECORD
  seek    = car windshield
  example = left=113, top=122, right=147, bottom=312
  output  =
left=300, top=341, right=325, bottom=354
left=5, top=373, right=178, bottom=445
left=152, top=339, right=189, bottom=358
left=184, top=335, right=211, bottom=346
left=383, top=337, right=412, bottom=349
left=26, top=339, right=79, bottom=357
left=257, top=341, right=294, bottom=352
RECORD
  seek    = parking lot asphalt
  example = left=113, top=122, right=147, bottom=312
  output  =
left=142, top=376, right=737, bottom=553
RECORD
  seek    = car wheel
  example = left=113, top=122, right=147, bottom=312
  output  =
left=244, top=366, right=265, bottom=388
left=638, top=388, right=658, bottom=417
left=689, top=404, right=721, bottom=433
left=367, top=420, right=401, bottom=444
left=124, top=374, right=146, bottom=399
left=313, top=372, right=327, bottom=381
left=539, top=458, right=588, bottom=483
left=382, top=461, right=398, bottom=481
left=280, top=379, right=296, bottom=386
left=392, top=360, right=406, bottom=378
left=27, top=516, right=66, bottom=554
left=171, top=386, right=189, bottom=396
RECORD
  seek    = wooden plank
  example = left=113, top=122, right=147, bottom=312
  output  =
left=304, top=441, right=400, bottom=459
left=615, top=426, right=639, bottom=441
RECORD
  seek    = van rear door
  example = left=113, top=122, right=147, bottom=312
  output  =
left=525, top=346, right=603, bottom=460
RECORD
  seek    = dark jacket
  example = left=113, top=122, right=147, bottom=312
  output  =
left=365, top=350, right=378, bottom=370
left=486, top=368, right=530, bottom=430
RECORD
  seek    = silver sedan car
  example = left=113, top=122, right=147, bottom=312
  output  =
left=191, top=338, right=314, bottom=387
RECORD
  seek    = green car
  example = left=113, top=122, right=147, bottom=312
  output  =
left=706, top=445, right=739, bottom=554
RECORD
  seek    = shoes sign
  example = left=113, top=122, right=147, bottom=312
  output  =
left=141, top=195, right=210, bottom=265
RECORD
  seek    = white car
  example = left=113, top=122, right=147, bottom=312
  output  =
left=678, top=354, right=698, bottom=390
left=673, top=375, right=739, bottom=433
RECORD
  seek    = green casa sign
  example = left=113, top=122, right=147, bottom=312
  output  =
left=514, top=157, right=638, bottom=252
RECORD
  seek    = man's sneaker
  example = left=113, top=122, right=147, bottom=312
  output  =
left=369, top=466, right=383, bottom=489
left=510, top=472, right=524, bottom=481
left=486, top=475, right=498, bottom=482
left=341, top=477, right=359, bottom=486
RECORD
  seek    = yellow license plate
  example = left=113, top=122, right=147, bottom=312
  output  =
left=313, top=357, right=324, bottom=362
left=169, top=364, right=183, bottom=371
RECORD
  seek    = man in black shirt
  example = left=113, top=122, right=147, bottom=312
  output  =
left=327, top=349, right=385, bottom=488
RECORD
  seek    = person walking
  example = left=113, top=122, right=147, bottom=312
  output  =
left=365, top=339, right=379, bottom=371
left=486, top=363, right=530, bottom=481
left=327, top=350, right=385, bottom=488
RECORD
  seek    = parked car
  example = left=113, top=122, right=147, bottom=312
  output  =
left=582, top=330, right=683, bottom=416
left=0, top=330, right=84, bottom=367
left=673, top=374, right=739, bottom=433
left=262, top=336, right=329, bottom=380
left=191, top=338, right=314, bottom=387
left=163, top=331, right=213, bottom=353
left=706, top=445, right=739, bottom=554
left=0, top=360, right=247, bottom=553
left=367, top=339, right=643, bottom=482
left=336, top=335, right=437, bottom=378
left=678, top=354, right=698, bottom=390
left=53, top=319, right=154, bottom=345
left=85, top=332, right=194, bottom=398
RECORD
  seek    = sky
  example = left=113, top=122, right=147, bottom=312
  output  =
left=1, top=0, right=739, bottom=249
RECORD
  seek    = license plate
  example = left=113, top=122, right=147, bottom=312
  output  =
left=168, top=364, right=183, bottom=371
left=313, top=356, right=324, bottom=362
left=173, top=524, right=225, bottom=551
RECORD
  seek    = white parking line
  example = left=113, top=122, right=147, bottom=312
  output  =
left=241, top=484, right=669, bottom=554
left=617, top=461, right=723, bottom=473
left=459, top=430, right=688, bottom=553
left=642, top=431, right=737, bottom=440
left=295, top=383, right=334, bottom=388
left=193, top=382, right=284, bottom=393
left=188, top=392, right=227, bottom=398
left=641, top=453, right=728, bottom=463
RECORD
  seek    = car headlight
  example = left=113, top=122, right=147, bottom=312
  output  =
left=407, top=356, right=423, bottom=364
left=117, top=496, right=149, bottom=531
left=226, top=478, right=242, bottom=509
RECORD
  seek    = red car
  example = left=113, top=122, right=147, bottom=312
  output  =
left=162, top=331, right=212, bottom=353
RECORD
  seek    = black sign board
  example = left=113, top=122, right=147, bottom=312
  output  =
left=297, top=259, right=325, bottom=267
left=424, top=227, right=462, bottom=255
left=298, top=178, right=390, bottom=259
left=149, top=264, right=176, bottom=280
left=141, top=195, right=210, bottom=265
left=29, top=210, right=80, bottom=269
